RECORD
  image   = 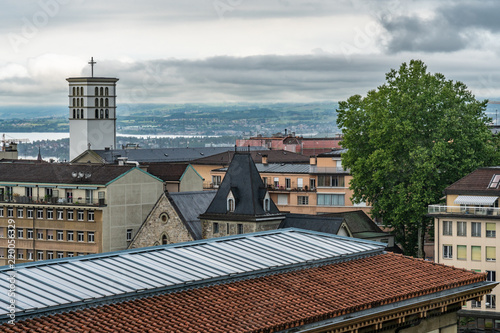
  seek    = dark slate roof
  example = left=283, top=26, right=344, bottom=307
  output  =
left=279, top=214, right=343, bottom=234
left=93, top=147, right=241, bottom=163
left=168, top=191, right=216, bottom=240
left=317, top=148, right=348, bottom=157
left=445, top=167, right=500, bottom=195
left=201, top=153, right=283, bottom=218
left=0, top=163, right=135, bottom=185
left=324, top=210, right=385, bottom=235
left=191, top=149, right=308, bottom=166
left=144, top=163, right=190, bottom=182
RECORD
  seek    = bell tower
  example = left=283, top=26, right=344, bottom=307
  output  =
left=67, top=57, right=119, bottom=161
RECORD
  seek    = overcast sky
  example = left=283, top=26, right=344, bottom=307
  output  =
left=2, top=0, right=500, bottom=106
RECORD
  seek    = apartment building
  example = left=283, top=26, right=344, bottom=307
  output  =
left=0, top=162, right=163, bottom=265
left=429, top=167, right=500, bottom=313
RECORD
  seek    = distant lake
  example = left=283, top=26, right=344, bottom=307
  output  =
left=2, top=132, right=220, bottom=142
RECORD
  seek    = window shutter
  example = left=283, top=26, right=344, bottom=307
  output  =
left=457, top=245, right=466, bottom=260
left=472, top=246, right=481, bottom=261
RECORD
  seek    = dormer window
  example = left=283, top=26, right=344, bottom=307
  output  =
left=263, top=192, right=271, bottom=212
left=489, top=175, right=500, bottom=189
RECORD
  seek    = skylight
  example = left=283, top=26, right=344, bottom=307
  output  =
left=488, top=175, right=500, bottom=189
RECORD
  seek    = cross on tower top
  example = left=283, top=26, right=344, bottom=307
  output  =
left=88, top=57, right=96, bottom=77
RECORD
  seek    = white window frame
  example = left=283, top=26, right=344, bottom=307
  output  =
left=443, top=245, right=452, bottom=259
left=77, top=231, right=84, bottom=242
left=88, top=232, right=95, bottom=243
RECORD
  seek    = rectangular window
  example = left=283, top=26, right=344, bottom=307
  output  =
left=57, top=252, right=64, bottom=259
left=88, top=232, right=95, bottom=243
left=471, top=300, right=481, bottom=308
left=37, top=251, right=43, bottom=261
left=37, top=209, right=43, bottom=219
left=88, top=210, right=94, bottom=221
left=297, top=196, right=309, bottom=205
left=17, top=249, right=23, bottom=259
left=7, top=208, right=13, bottom=217
left=27, top=209, right=33, bottom=218
left=472, top=222, right=481, bottom=237
left=297, top=178, right=303, bottom=189
left=78, top=252, right=85, bottom=256
left=77, top=210, right=84, bottom=221
left=213, top=222, right=219, bottom=234
left=126, top=229, right=132, bottom=241
left=47, top=251, right=53, bottom=260
left=45, top=188, right=53, bottom=198
left=78, top=231, right=84, bottom=242
left=317, top=194, right=345, bottom=206
left=57, top=230, right=64, bottom=241
left=17, top=208, right=23, bottom=218
left=212, top=175, right=221, bottom=187
left=285, top=178, right=291, bottom=189
left=17, top=228, right=23, bottom=239
left=67, top=231, right=74, bottom=241
left=273, top=177, right=279, bottom=188
left=237, top=224, right=243, bottom=234
left=472, top=246, right=482, bottom=261
left=489, top=174, right=500, bottom=188
left=487, top=246, right=496, bottom=261
left=46, top=209, right=53, bottom=220
left=443, top=245, right=452, bottom=259
left=487, top=270, right=496, bottom=282
left=277, top=194, right=288, bottom=205
left=57, top=210, right=63, bottom=220
left=487, top=223, right=496, bottom=238
left=457, top=245, right=466, bottom=260
left=47, top=230, right=53, bottom=240
left=457, top=221, right=467, bottom=236
left=27, top=229, right=33, bottom=239
left=27, top=250, right=33, bottom=260
left=25, top=187, right=33, bottom=198
left=309, top=178, right=316, bottom=190
left=67, top=210, right=74, bottom=220
left=37, top=230, right=44, bottom=240
left=66, top=190, right=73, bottom=203
left=67, top=252, right=74, bottom=258
left=317, top=175, right=345, bottom=187
left=487, top=294, right=496, bottom=309
left=443, top=221, right=452, bottom=235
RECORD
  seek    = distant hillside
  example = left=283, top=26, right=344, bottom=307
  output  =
left=0, top=105, right=67, bottom=119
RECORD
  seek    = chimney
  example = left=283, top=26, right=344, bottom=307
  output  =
left=262, top=154, right=268, bottom=165
left=310, top=156, right=316, bottom=165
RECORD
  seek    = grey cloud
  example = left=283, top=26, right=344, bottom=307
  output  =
left=378, top=1, right=500, bottom=53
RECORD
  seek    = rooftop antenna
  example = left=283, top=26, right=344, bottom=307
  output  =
left=88, top=57, right=96, bottom=77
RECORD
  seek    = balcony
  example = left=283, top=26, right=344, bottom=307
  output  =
left=0, top=196, right=105, bottom=207
left=267, top=185, right=316, bottom=192
left=428, top=205, right=500, bottom=216
left=309, top=166, right=350, bottom=174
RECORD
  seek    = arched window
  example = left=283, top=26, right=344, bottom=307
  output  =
left=76, top=98, right=80, bottom=107
left=72, top=98, right=75, bottom=107
left=80, top=87, right=83, bottom=96
left=100, top=98, right=103, bottom=107
left=227, top=198, right=235, bottom=212
left=105, top=109, right=109, bottom=118
left=264, top=199, right=270, bottom=212
left=100, top=109, right=104, bottom=119
left=73, top=109, right=76, bottom=118
left=100, top=87, right=103, bottom=96
left=95, top=98, right=98, bottom=107
left=95, top=109, right=98, bottom=118
left=105, top=87, right=109, bottom=96
left=80, top=98, right=84, bottom=107
left=162, top=234, right=168, bottom=245
left=105, top=98, right=108, bottom=107
left=76, top=110, right=79, bottom=119
left=72, top=87, right=75, bottom=96
left=80, top=109, right=84, bottom=118
left=95, top=87, right=98, bottom=96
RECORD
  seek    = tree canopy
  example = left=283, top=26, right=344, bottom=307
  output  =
left=337, top=60, right=499, bottom=256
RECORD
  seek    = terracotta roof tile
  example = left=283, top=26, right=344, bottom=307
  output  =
left=1, top=252, right=485, bottom=332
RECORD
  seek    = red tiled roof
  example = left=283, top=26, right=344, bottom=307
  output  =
left=445, top=167, right=500, bottom=194
left=2, top=253, right=484, bottom=333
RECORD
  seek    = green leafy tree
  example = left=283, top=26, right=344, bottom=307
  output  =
left=337, top=60, right=499, bottom=256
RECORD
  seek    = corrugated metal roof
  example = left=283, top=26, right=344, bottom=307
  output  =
left=0, top=228, right=385, bottom=319
left=215, top=163, right=312, bottom=174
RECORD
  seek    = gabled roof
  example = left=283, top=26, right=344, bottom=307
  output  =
left=201, top=153, right=283, bottom=218
left=191, top=149, right=308, bottom=165
left=0, top=163, right=136, bottom=185
left=279, top=213, right=344, bottom=234
left=143, top=163, right=203, bottom=182
left=168, top=191, right=216, bottom=239
left=0, top=229, right=493, bottom=332
left=325, top=210, right=386, bottom=235
left=445, top=167, right=500, bottom=195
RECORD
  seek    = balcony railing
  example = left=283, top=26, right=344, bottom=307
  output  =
left=309, top=166, right=351, bottom=174
left=266, top=185, right=316, bottom=192
left=0, top=196, right=105, bottom=206
left=428, top=205, right=500, bottom=216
